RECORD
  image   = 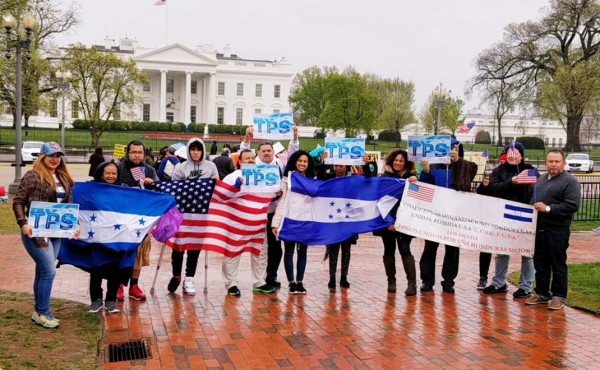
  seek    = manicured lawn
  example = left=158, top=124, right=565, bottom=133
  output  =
left=509, top=264, right=600, bottom=314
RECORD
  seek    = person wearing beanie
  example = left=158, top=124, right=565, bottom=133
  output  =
left=498, top=154, right=507, bottom=165
left=418, top=139, right=478, bottom=293
left=477, top=142, right=539, bottom=298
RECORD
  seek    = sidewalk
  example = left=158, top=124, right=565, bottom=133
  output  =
left=0, top=232, right=598, bottom=369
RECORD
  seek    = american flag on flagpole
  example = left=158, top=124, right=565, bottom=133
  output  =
left=131, top=167, right=145, bottom=181
left=517, top=169, right=538, bottom=184
left=155, top=179, right=275, bottom=257
left=506, top=140, right=518, bottom=159
left=457, top=122, right=475, bottom=134
left=276, top=150, right=289, bottom=167
left=154, top=0, right=166, bottom=5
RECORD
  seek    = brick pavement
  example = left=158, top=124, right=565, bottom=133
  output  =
left=0, top=232, right=599, bottom=369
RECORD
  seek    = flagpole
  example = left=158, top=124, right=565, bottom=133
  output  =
left=203, top=250, right=208, bottom=293
left=150, top=243, right=167, bottom=295
left=165, top=2, right=168, bottom=46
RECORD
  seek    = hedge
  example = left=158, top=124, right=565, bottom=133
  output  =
left=378, top=130, right=401, bottom=141
left=71, top=120, right=249, bottom=135
left=516, top=136, right=545, bottom=150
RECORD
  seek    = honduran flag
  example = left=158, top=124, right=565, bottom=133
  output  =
left=58, top=182, right=176, bottom=270
left=277, top=172, right=405, bottom=246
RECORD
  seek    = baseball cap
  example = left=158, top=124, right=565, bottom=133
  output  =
left=40, top=141, right=64, bottom=156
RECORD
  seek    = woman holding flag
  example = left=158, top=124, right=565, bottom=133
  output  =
left=272, top=150, right=316, bottom=295
left=477, top=141, right=539, bottom=298
left=13, top=141, right=80, bottom=329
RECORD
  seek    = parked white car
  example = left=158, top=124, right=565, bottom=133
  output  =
left=565, top=153, right=595, bottom=173
left=21, top=141, right=44, bottom=163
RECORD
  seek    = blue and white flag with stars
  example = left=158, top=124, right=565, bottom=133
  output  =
left=58, top=182, right=176, bottom=270
left=278, top=172, right=405, bottom=246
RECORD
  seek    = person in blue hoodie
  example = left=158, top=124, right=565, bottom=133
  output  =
left=418, top=139, right=478, bottom=293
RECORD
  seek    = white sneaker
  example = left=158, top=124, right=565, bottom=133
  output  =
left=183, top=277, right=196, bottom=295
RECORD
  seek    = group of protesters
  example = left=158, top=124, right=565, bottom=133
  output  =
left=13, top=131, right=581, bottom=328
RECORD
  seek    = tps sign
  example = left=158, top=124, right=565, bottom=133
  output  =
left=407, top=135, right=451, bottom=164
left=324, top=138, right=366, bottom=166
left=240, top=164, right=281, bottom=193
left=253, top=113, right=294, bottom=140
left=28, top=201, right=79, bottom=238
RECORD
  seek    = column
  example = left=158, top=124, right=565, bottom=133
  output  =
left=202, top=75, right=209, bottom=123
left=184, top=71, right=192, bottom=124
left=207, top=73, right=216, bottom=124
left=159, top=70, right=167, bottom=122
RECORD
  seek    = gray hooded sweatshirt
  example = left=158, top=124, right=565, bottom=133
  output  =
left=172, top=137, right=218, bottom=180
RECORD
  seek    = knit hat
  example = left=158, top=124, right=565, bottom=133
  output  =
left=503, top=142, right=525, bottom=159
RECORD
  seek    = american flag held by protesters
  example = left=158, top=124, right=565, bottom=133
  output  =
left=155, top=179, right=275, bottom=257
left=457, top=122, right=475, bottom=134
left=517, top=169, right=538, bottom=184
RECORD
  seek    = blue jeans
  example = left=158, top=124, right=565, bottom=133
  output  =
left=283, top=242, right=307, bottom=282
left=22, top=235, right=61, bottom=316
left=491, top=255, right=535, bottom=291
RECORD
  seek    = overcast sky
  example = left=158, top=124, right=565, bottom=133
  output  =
left=53, top=0, right=550, bottom=113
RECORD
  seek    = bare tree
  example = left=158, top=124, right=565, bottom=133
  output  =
left=469, top=0, right=600, bottom=151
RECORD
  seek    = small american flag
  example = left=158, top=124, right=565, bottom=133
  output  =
left=276, top=150, right=289, bottom=167
left=517, top=169, right=538, bottom=184
left=131, top=166, right=145, bottom=181
left=154, top=0, right=166, bottom=5
left=506, top=141, right=518, bottom=159
left=407, top=183, right=435, bottom=203
left=593, top=226, right=600, bottom=234
left=155, top=178, right=274, bottom=257
left=457, top=122, right=475, bottom=134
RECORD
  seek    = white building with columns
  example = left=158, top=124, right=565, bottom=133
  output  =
left=0, top=39, right=294, bottom=128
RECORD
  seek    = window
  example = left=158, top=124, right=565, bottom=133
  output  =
left=113, top=104, right=121, bottom=121
left=143, top=81, right=151, bottom=92
left=559, top=138, right=563, bottom=146
left=273, top=109, right=280, bottom=114
left=143, top=104, right=150, bottom=122
left=71, top=101, right=79, bottom=119
left=191, top=106, right=196, bottom=124
left=552, top=137, right=556, bottom=146
left=217, top=107, right=224, bottom=124
left=255, top=109, right=262, bottom=114
left=236, top=108, right=243, bottom=124
left=237, top=83, right=244, bottom=97
left=191, top=80, right=197, bottom=94
left=167, top=79, right=174, bottom=93
left=274, top=85, right=281, bottom=98
left=218, top=82, right=225, bottom=96
left=49, top=100, right=58, bottom=118
left=166, top=112, right=174, bottom=123
left=255, top=84, right=262, bottom=97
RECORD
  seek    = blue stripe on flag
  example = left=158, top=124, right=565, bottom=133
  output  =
left=504, top=204, right=534, bottom=214
left=279, top=217, right=388, bottom=246
left=503, top=213, right=533, bottom=223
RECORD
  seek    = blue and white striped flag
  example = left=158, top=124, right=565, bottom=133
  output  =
left=277, top=172, right=405, bottom=246
left=59, top=182, right=176, bottom=270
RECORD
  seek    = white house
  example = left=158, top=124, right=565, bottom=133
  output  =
left=0, top=38, right=294, bottom=128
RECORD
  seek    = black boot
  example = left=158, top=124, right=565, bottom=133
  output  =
left=328, top=276, right=336, bottom=291
left=340, top=243, right=351, bottom=288
left=402, top=255, right=417, bottom=296
left=340, top=276, right=350, bottom=288
left=383, top=256, right=396, bottom=293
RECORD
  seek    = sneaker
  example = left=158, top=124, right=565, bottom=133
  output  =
left=228, top=286, right=241, bottom=296
left=88, top=299, right=104, bottom=313
left=548, top=298, right=565, bottom=310
left=104, top=301, right=120, bottom=313
left=296, top=282, right=307, bottom=295
left=129, top=284, right=146, bottom=300
left=36, top=313, right=60, bottom=329
left=483, top=284, right=509, bottom=294
left=253, top=284, right=275, bottom=294
left=116, top=284, right=125, bottom=301
left=266, top=279, right=282, bottom=288
left=167, top=276, right=181, bottom=293
left=477, top=278, right=487, bottom=290
left=525, top=293, right=550, bottom=305
left=288, top=282, right=298, bottom=294
left=513, top=288, right=533, bottom=299
left=340, top=277, right=350, bottom=289
left=420, top=282, right=434, bottom=292
left=32, top=312, right=59, bottom=324
left=182, top=277, right=196, bottom=296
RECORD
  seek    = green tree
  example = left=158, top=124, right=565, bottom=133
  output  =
left=64, top=46, right=148, bottom=146
left=288, top=66, right=337, bottom=126
left=471, top=0, right=600, bottom=151
left=0, top=0, right=78, bottom=127
left=418, top=91, right=463, bottom=135
left=369, top=76, right=416, bottom=144
left=419, top=93, right=438, bottom=134
left=442, top=95, right=465, bottom=135
left=319, top=69, right=377, bottom=137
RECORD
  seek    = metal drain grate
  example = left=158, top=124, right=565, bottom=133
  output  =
left=103, top=338, right=152, bottom=363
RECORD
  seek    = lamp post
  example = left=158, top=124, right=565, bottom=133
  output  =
left=433, top=83, right=447, bottom=135
left=3, top=13, right=37, bottom=194
left=55, top=70, right=72, bottom=150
